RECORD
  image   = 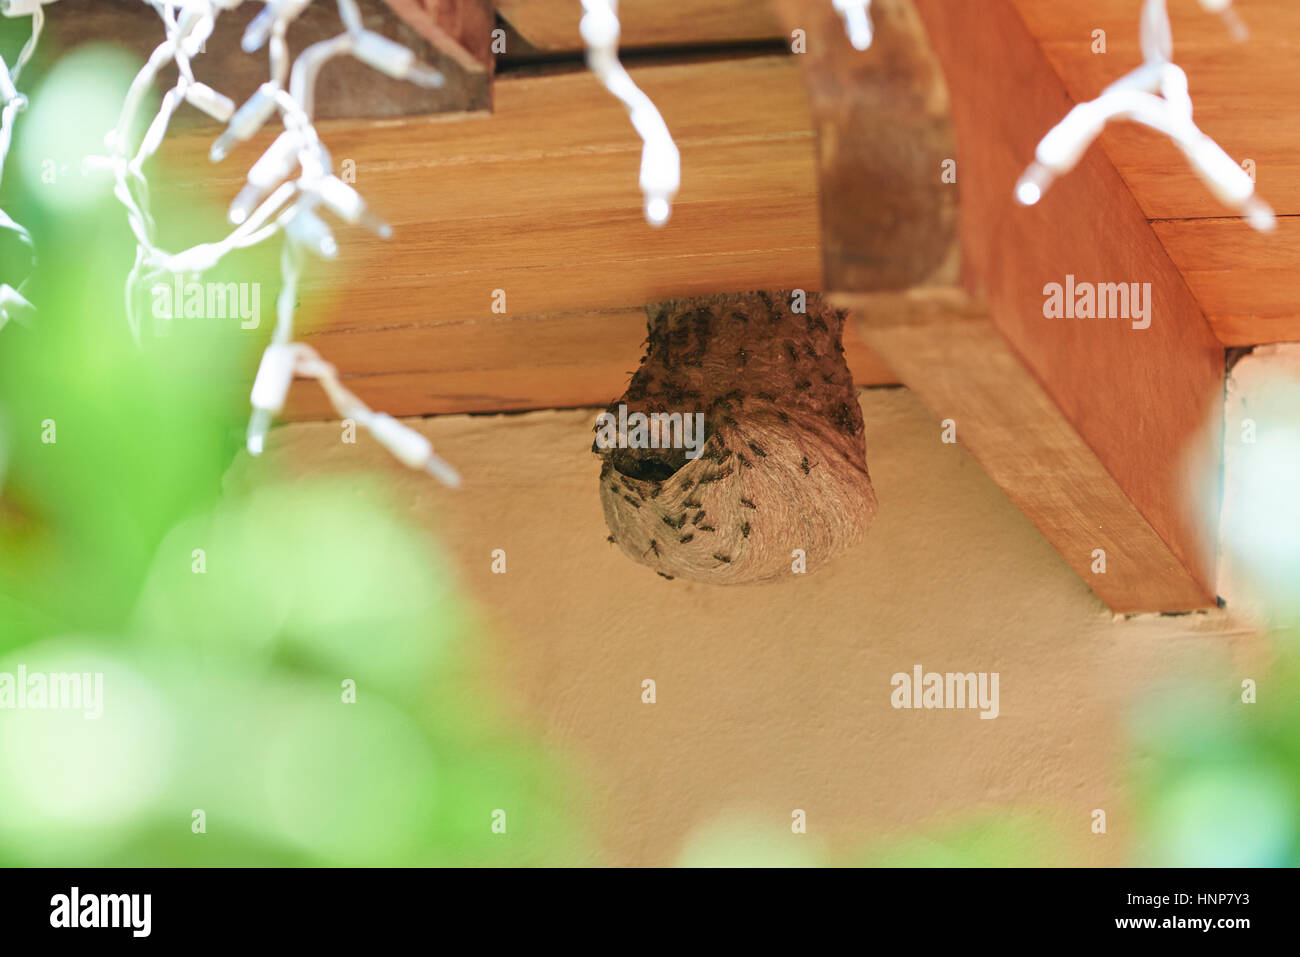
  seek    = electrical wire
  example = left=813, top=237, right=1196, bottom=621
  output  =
left=86, top=0, right=459, bottom=485
left=1016, top=0, right=1273, bottom=232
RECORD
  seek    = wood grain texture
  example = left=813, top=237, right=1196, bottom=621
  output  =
left=1008, top=0, right=1300, bottom=346
left=150, top=55, right=897, bottom=417
left=900, top=0, right=1223, bottom=610
left=844, top=291, right=1215, bottom=613
left=1153, top=217, right=1300, bottom=346
left=494, top=0, right=785, bottom=51
left=268, top=305, right=894, bottom=417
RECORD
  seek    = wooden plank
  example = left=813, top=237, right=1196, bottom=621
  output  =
left=1153, top=217, right=1300, bottom=346
left=844, top=291, right=1215, bottom=613
left=494, top=0, right=785, bottom=51
left=148, top=55, right=898, bottom=418
left=266, top=305, right=895, bottom=418
left=381, top=0, right=495, bottom=73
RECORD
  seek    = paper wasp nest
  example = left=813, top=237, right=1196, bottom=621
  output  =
left=595, top=291, right=877, bottom=583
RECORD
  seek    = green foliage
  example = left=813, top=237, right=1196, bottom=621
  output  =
left=0, top=56, right=586, bottom=866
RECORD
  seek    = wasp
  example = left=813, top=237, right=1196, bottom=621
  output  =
left=831, top=401, right=857, bottom=434
left=679, top=533, right=694, bottom=544
left=656, top=572, right=675, bottom=580
left=741, top=522, right=750, bottom=539
left=740, top=497, right=757, bottom=510
left=800, top=456, right=813, bottom=475
left=713, top=553, right=731, bottom=564
left=747, top=441, right=767, bottom=458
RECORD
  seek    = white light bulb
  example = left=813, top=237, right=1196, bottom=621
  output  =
left=645, top=196, right=671, bottom=226
left=1016, top=180, right=1042, bottom=207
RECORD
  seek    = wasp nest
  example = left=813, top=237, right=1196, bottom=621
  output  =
left=595, top=291, right=877, bottom=584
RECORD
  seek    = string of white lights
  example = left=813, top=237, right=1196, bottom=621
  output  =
left=1016, top=0, right=1273, bottom=232
left=0, top=0, right=53, bottom=329
left=580, top=0, right=680, bottom=227
left=85, top=0, right=459, bottom=486
left=833, top=0, right=873, bottom=51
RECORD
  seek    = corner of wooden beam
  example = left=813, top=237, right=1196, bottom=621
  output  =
left=835, top=287, right=1217, bottom=613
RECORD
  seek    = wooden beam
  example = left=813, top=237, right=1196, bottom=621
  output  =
left=914, top=0, right=1222, bottom=610
left=494, top=0, right=785, bottom=51
left=149, top=55, right=897, bottom=417
left=380, top=0, right=495, bottom=73
left=272, top=304, right=894, bottom=417
left=778, top=0, right=1219, bottom=611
